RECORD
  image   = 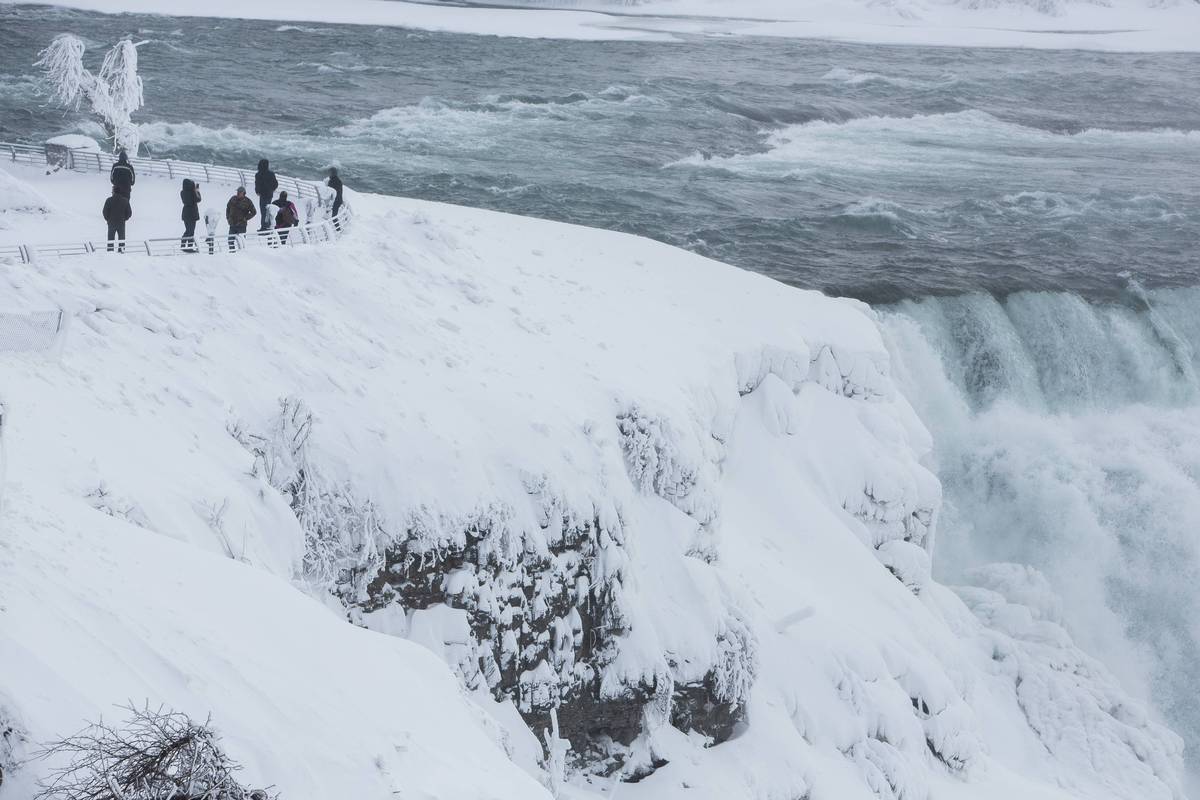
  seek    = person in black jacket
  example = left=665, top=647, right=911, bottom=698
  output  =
left=110, top=150, right=136, bottom=198
left=102, top=187, right=132, bottom=252
left=327, top=167, right=344, bottom=229
left=180, top=178, right=201, bottom=252
left=254, top=158, right=278, bottom=231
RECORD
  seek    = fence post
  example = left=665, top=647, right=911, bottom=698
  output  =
left=19, top=245, right=29, bottom=264
left=167, top=161, right=174, bottom=178
left=144, top=240, right=152, bottom=256
left=204, top=164, right=210, bottom=180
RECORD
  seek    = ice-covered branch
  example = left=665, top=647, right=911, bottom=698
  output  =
left=34, top=34, right=145, bottom=154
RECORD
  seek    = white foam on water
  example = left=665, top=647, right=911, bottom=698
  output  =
left=882, top=286, right=1200, bottom=783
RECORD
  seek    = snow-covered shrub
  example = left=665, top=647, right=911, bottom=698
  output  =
left=710, top=612, right=757, bottom=711
left=84, top=481, right=151, bottom=530
left=617, top=404, right=720, bottom=526
left=229, top=397, right=385, bottom=596
left=0, top=703, right=26, bottom=793
left=34, top=704, right=272, bottom=800
left=35, top=35, right=145, bottom=154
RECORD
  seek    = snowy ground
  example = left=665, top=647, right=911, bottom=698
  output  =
left=9, top=0, right=1200, bottom=51
left=0, top=159, right=1188, bottom=799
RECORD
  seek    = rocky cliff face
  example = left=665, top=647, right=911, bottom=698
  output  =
left=234, top=338, right=943, bottom=781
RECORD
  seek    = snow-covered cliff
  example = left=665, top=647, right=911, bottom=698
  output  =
left=0, top=160, right=1184, bottom=799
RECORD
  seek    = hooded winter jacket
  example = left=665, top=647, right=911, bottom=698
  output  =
left=103, top=193, right=132, bottom=222
left=254, top=159, right=278, bottom=198
left=181, top=179, right=201, bottom=223
left=110, top=151, right=136, bottom=191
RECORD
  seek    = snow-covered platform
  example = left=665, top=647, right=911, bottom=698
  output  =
left=0, top=161, right=1185, bottom=800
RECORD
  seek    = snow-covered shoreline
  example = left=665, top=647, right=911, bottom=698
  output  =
left=7, top=0, right=1200, bottom=51
left=0, top=158, right=1186, bottom=799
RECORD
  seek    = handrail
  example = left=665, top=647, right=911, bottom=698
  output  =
left=0, top=141, right=348, bottom=264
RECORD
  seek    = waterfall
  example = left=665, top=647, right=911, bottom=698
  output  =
left=881, top=285, right=1200, bottom=781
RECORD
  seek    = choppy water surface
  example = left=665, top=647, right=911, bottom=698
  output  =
left=2, top=4, right=1198, bottom=302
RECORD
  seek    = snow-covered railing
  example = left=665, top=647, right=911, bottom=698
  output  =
left=62, top=148, right=322, bottom=201
left=0, top=141, right=348, bottom=264
left=2, top=142, right=47, bottom=166
left=14, top=213, right=349, bottom=263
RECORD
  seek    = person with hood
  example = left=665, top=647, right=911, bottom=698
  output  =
left=225, top=187, right=257, bottom=251
left=327, top=167, right=344, bottom=228
left=110, top=149, right=136, bottom=198
left=254, top=158, right=278, bottom=231
left=102, top=186, right=132, bottom=252
left=180, top=178, right=201, bottom=252
left=273, top=190, right=300, bottom=244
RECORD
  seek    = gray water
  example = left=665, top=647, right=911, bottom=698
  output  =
left=6, top=2, right=1200, bottom=785
left=2, top=4, right=1199, bottom=302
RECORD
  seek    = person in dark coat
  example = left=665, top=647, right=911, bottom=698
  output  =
left=272, top=190, right=300, bottom=245
left=226, top=187, right=257, bottom=251
left=180, top=178, right=201, bottom=252
left=327, top=167, right=344, bottom=228
left=110, top=150, right=135, bottom=198
left=102, top=187, right=132, bottom=252
left=254, top=158, right=278, bottom=231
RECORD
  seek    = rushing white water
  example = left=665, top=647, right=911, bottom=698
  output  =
left=881, top=285, right=1200, bottom=781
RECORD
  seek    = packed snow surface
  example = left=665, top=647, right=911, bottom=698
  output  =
left=9, top=0, right=1200, bottom=50
left=0, top=160, right=1187, bottom=799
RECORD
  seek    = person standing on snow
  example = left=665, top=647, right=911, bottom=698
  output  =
left=225, top=187, right=257, bottom=251
left=110, top=149, right=136, bottom=198
left=180, top=178, right=201, bottom=252
left=326, top=167, right=344, bottom=228
left=254, top=158, right=278, bottom=231
left=273, top=190, right=299, bottom=244
left=102, top=187, right=132, bottom=252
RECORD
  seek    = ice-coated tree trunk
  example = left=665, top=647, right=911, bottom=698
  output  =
left=95, top=39, right=144, bottom=154
left=35, top=34, right=145, bottom=154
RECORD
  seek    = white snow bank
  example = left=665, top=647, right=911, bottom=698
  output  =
left=0, top=161, right=1185, bottom=799
left=13, top=0, right=1200, bottom=50
left=0, top=490, right=550, bottom=800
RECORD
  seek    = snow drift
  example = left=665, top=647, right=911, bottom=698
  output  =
left=0, top=159, right=1186, bottom=799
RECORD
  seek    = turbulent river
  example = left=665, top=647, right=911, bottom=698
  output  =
left=4, top=2, right=1200, bottom=784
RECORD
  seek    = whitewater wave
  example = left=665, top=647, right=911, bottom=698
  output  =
left=821, top=66, right=957, bottom=89
left=827, top=198, right=923, bottom=238
left=333, top=90, right=661, bottom=144
left=881, top=285, right=1200, bottom=777
left=275, top=24, right=332, bottom=34
left=668, top=110, right=1200, bottom=178
left=136, top=120, right=327, bottom=160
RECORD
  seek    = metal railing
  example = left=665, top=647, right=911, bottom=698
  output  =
left=0, top=141, right=346, bottom=264
left=1, top=142, right=46, bottom=166
left=63, top=148, right=322, bottom=201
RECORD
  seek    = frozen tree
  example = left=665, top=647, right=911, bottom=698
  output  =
left=35, top=704, right=273, bottom=800
left=35, top=35, right=145, bottom=154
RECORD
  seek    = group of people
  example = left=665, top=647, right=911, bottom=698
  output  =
left=100, top=150, right=346, bottom=254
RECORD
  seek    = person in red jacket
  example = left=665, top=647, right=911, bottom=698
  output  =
left=273, top=190, right=299, bottom=244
